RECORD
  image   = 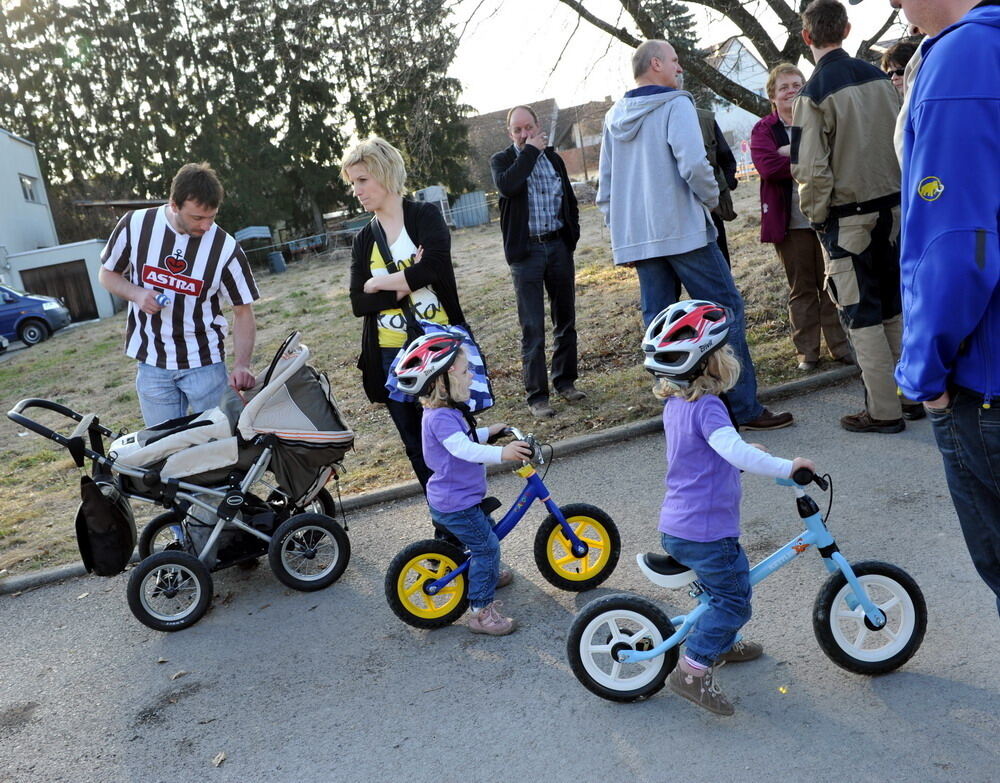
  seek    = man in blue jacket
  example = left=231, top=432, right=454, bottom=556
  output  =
left=885, top=0, right=1000, bottom=616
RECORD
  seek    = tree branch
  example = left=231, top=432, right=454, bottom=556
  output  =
left=555, top=0, right=641, bottom=47
left=685, top=1, right=781, bottom=64
left=761, top=0, right=802, bottom=33
left=673, top=39, right=770, bottom=116
left=619, top=0, right=658, bottom=38
left=856, top=9, right=900, bottom=62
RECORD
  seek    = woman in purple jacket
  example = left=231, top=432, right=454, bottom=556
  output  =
left=750, top=64, right=851, bottom=372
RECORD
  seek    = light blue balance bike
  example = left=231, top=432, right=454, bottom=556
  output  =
left=568, top=469, right=927, bottom=702
left=385, top=428, right=620, bottom=628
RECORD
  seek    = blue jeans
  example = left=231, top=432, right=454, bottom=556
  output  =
left=635, top=243, right=763, bottom=423
left=661, top=532, right=752, bottom=667
left=135, top=361, right=229, bottom=426
left=928, top=389, right=1000, bottom=617
left=509, top=239, right=578, bottom=404
left=380, top=348, right=431, bottom=488
left=430, top=503, right=499, bottom=608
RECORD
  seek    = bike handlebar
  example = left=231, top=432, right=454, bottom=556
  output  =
left=792, top=468, right=828, bottom=491
left=497, top=426, right=544, bottom=466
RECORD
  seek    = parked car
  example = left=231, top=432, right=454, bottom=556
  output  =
left=0, top=284, right=72, bottom=346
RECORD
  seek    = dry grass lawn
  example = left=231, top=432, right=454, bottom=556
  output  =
left=0, top=185, right=830, bottom=576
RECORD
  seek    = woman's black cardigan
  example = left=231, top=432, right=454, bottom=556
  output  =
left=349, top=199, right=466, bottom=403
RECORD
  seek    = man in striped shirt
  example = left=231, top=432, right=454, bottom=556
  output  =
left=98, top=163, right=260, bottom=426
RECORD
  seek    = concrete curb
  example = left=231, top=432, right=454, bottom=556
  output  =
left=0, top=563, right=88, bottom=594
left=0, top=365, right=860, bottom=595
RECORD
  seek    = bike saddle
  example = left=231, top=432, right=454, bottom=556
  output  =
left=643, top=552, right=691, bottom=575
left=636, top=552, right=696, bottom=589
left=480, top=496, right=502, bottom=515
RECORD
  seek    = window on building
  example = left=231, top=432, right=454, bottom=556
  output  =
left=20, top=174, right=40, bottom=203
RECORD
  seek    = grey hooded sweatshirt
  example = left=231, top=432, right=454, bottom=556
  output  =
left=597, top=88, right=719, bottom=264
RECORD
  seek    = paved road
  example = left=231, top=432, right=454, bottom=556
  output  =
left=1, top=382, right=998, bottom=782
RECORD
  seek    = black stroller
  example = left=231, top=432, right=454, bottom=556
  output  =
left=8, top=332, right=355, bottom=631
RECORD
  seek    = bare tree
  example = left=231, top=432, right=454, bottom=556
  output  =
left=554, top=0, right=901, bottom=116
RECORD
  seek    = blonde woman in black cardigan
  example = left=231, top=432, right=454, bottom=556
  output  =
left=342, top=137, right=466, bottom=488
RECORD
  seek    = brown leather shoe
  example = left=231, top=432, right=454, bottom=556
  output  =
left=740, top=408, right=794, bottom=431
left=840, top=410, right=905, bottom=433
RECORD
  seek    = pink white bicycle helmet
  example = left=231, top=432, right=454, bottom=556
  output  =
left=642, top=300, right=733, bottom=381
left=393, top=333, right=464, bottom=396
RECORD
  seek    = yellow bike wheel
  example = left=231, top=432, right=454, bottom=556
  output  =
left=385, top=539, right=469, bottom=628
left=534, top=504, right=620, bottom=591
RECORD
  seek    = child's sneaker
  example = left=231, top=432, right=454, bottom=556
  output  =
left=496, top=569, right=513, bottom=588
left=668, top=660, right=734, bottom=716
left=467, top=601, right=516, bottom=636
left=717, top=639, right=763, bottom=663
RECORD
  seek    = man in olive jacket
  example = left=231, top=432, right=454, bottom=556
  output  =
left=491, top=104, right=583, bottom=419
left=791, top=0, right=921, bottom=433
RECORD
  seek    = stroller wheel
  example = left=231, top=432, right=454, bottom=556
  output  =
left=297, top=488, right=336, bottom=517
left=268, top=513, right=350, bottom=591
left=138, top=511, right=186, bottom=559
left=127, top=552, right=213, bottom=632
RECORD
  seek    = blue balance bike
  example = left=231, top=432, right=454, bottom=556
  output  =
left=385, top=428, right=620, bottom=627
left=567, top=469, right=927, bottom=701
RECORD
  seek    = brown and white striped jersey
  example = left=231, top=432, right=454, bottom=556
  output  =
left=101, top=205, right=259, bottom=369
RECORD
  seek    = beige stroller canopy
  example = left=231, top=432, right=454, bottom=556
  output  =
left=109, top=332, right=354, bottom=505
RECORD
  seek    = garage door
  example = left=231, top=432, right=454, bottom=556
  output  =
left=19, top=260, right=98, bottom=321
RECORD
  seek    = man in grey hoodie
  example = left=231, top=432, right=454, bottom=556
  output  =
left=598, top=40, right=792, bottom=430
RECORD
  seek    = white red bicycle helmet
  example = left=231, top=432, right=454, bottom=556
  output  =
left=393, top=333, right=464, bottom=396
left=642, top=300, right=733, bottom=381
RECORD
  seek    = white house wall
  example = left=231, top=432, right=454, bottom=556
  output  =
left=704, top=39, right=770, bottom=164
left=0, top=128, right=58, bottom=255
left=3, top=240, right=113, bottom=319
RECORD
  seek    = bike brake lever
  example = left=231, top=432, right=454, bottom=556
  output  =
left=486, top=427, right=510, bottom=445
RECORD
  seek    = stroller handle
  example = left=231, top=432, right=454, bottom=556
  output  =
left=8, top=397, right=115, bottom=445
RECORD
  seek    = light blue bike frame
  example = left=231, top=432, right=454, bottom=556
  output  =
left=619, top=477, right=887, bottom=664
left=424, top=469, right=588, bottom=596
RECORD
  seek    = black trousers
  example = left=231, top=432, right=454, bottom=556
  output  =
left=508, top=239, right=578, bottom=404
left=380, top=348, right=431, bottom=488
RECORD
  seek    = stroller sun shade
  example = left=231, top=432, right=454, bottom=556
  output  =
left=238, top=332, right=354, bottom=504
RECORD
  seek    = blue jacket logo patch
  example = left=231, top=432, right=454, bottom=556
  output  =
left=917, top=176, right=944, bottom=202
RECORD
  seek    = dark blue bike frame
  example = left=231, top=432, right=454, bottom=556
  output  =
left=424, top=468, right=588, bottom=596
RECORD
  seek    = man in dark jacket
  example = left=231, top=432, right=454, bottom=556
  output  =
left=491, top=105, right=584, bottom=419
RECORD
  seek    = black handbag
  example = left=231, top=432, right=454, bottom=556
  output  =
left=75, top=475, right=137, bottom=576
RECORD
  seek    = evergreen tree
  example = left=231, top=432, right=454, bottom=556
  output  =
left=0, top=0, right=472, bottom=241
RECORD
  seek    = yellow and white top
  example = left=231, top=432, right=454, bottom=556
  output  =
left=372, top=226, right=449, bottom=348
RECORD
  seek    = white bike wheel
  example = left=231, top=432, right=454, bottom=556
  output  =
left=567, top=594, right=678, bottom=702
left=814, top=560, right=926, bottom=674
